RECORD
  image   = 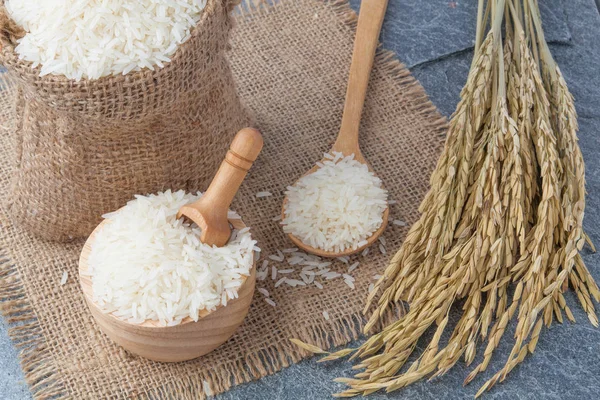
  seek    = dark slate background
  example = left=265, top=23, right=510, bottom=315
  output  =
left=1, top=0, right=599, bottom=399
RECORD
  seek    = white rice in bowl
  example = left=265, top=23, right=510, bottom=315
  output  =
left=282, top=152, right=388, bottom=253
left=86, top=190, right=258, bottom=326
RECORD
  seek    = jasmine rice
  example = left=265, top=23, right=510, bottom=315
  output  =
left=86, top=190, right=257, bottom=326
left=5, top=0, right=208, bottom=80
left=282, top=152, right=388, bottom=253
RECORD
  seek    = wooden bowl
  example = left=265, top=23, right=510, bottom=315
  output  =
left=78, top=218, right=256, bottom=362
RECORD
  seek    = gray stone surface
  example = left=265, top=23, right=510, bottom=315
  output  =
left=1, top=1, right=600, bottom=399
left=349, top=0, right=571, bottom=68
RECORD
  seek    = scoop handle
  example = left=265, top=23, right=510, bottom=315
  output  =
left=200, top=127, right=264, bottom=222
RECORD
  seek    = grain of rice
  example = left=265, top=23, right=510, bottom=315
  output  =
left=388, top=200, right=397, bottom=205
left=272, top=215, right=282, bottom=222
left=265, top=298, right=276, bottom=307
left=300, top=273, right=310, bottom=284
left=368, top=283, right=375, bottom=293
left=288, top=256, right=304, bottom=265
left=278, top=269, right=294, bottom=274
left=362, top=248, right=370, bottom=256
left=257, top=270, right=268, bottom=281
left=255, top=191, right=272, bottom=198
left=342, top=274, right=355, bottom=282
left=314, top=281, right=324, bottom=289
left=323, top=311, right=330, bottom=320
left=393, top=219, right=407, bottom=227
left=301, top=260, right=323, bottom=267
left=292, top=252, right=321, bottom=262
left=286, top=279, right=306, bottom=287
left=337, top=257, right=350, bottom=264
left=269, top=254, right=285, bottom=262
left=324, top=272, right=341, bottom=280
left=272, top=266, right=277, bottom=280
left=275, top=277, right=287, bottom=287
left=344, top=279, right=355, bottom=289
left=258, top=288, right=269, bottom=297
left=378, top=237, right=387, bottom=246
left=283, top=248, right=298, bottom=253
left=373, top=274, right=382, bottom=280
left=60, top=271, right=68, bottom=286
left=379, top=244, right=387, bottom=255
left=203, top=380, right=213, bottom=397
left=348, top=262, right=360, bottom=272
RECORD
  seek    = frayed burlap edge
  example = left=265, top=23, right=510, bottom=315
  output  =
left=0, top=0, right=449, bottom=398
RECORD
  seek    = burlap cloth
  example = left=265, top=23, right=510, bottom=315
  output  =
left=0, top=0, right=447, bottom=398
left=1, top=0, right=250, bottom=242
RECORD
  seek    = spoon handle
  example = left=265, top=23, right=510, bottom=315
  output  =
left=200, top=128, right=264, bottom=219
left=334, top=0, right=389, bottom=156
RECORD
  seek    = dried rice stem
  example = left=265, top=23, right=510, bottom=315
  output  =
left=291, top=0, right=597, bottom=397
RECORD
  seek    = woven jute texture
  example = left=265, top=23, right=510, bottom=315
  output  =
left=0, top=0, right=250, bottom=242
left=0, top=0, right=447, bottom=398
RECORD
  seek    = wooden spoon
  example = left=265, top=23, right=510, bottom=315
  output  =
left=177, top=128, right=263, bottom=247
left=282, top=0, right=390, bottom=258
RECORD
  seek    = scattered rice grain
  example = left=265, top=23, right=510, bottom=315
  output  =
left=265, top=298, right=276, bottom=307
left=275, top=277, right=287, bottom=287
left=278, top=269, right=294, bottom=274
left=255, top=191, right=272, bottom=198
left=60, top=271, right=68, bottom=286
left=379, top=243, right=387, bottom=255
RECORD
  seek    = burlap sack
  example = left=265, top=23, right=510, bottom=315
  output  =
left=0, top=0, right=448, bottom=398
left=0, top=0, right=250, bottom=241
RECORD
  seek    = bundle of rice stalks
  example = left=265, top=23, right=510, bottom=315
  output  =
left=292, top=0, right=598, bottom=396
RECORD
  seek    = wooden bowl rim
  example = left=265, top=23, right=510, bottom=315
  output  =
left=79, top=215, right=256, bottom=328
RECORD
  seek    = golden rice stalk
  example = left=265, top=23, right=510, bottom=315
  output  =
left=291, top=0, right=597, bottom=397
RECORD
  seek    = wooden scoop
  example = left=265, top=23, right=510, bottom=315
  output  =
left=177, top=128, right=263, bottom=247
left=282, top=0, right=390, bottom=258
